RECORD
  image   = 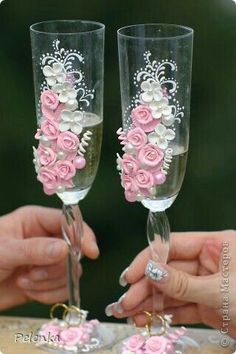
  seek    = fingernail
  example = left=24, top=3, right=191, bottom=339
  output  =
left=127, top=317, right=134, bottom=325
left=114, top=293, right=126, bottom=314
left=47, top=241, right=65, bottom=258
left=18, top=277, right=31, bottom=289
left=30, top=269, right=48, bottom=281
left=91, top=242, right=99, bottom=254
left=145, top=260, right=168, bottom=282
left=105, top=303, right=115, bottom=317
left=119, top=267, right=129, bottom=287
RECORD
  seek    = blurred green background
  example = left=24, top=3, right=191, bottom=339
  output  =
left=0, top=0, right=236, bottom=325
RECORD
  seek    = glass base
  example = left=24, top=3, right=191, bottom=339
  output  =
left=116, top=328, right=200, bottom=354
left=141, top=194, right=177, bottom=212
left=36, top=319, right=116, bottom=353
left=57, top=187, right=91, bottom=205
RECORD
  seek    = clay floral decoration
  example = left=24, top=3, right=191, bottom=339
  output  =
left=117, top=51, right=184, bottom=202
left=121, top=325, right=187, bottom=354
left=33, top=40, right=93, bottom=195
left=37, top=319, right=101, bottom=352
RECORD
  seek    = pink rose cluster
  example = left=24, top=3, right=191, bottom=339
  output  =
left=118, top=105, right=167, bottom=202
left=34, top=89, right=86, bottom=195
left=122, top=334, right=174, bottom=354
left=39, top=319, right=99, bottom=348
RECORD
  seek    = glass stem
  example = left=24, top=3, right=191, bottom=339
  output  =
left=61, top=204, right=83, bottom=308
left=147, top=211, right=170, bottom=324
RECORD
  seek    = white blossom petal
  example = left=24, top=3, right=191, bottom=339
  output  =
left=73, top=111, right=83, bottom=121
left=148, top=132, right=158, bottom=144
left=53, top=83, right=63, bottom=93
left=156, top=138, right=168, bottom=149
left=59, top=92, right=69, bottom=103
left=67, top=89, right=77, bottom=99
left=71, top=123, right=83, bottom=135
left=61, top=110, right=72, bottom=122
left=46, top=76, right=57, bottom=86
left=53, top=62, right=64, bottom=74
left=151, top=81, right=161, bottom=91
left=141, top=81, right=151, bottom=91
left=59, top=121, right=70, bottom=132
left=57, top=73, right=66, bottom=83
left=163, top=106, right=172, bottom=116
left=155, top=123, right=166, bottom=136
left=141, top=92, right=153, bottom=103
left=152, top=110, right=162, bottom=119
left=162, top=114, right=175, bottom=126
left=165, top=129, right=176, bottom=141
left=43, top=65, right=54, bottom=77
left=153, top=92, right=163, bottom=102
left=65, top=99, right=78, bottom=110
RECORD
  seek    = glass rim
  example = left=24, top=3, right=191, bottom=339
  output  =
left=117, top=23, right=193, bottom=40
left=30, top=19, right=105, bottom=35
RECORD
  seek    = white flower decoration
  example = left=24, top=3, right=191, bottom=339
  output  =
left=140, top=80, right=163, bottom=103
left=148, top=123, right=175, bottom=149
left=65, top=99, right=78, bottom=111
left=59, top=110, right=83, bottom=134
left=149, top=97, right=173, bottom=124
left=53, top=82, right=77, bottom=104
left=42, top=63, right=66, bottom=86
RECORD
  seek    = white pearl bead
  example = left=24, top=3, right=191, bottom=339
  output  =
left=57, top=185, right=65, bottom=193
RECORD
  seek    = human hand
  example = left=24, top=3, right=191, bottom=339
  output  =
left=106, top=231, right=236, bottom=338
left=0, top=205, right=99, bottom=310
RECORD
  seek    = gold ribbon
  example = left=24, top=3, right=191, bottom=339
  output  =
left=50, top=303, right=83, bottom=326
left=143, top=311, right=167, bottom=336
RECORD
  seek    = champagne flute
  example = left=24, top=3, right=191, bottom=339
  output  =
left=117, top=24, right=198, bottom=353
left=30, top=20, right=114, bottom=353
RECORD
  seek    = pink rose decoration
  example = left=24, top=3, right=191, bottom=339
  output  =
left=41, top=119, right=60, bottom=140
left=145, top=336, right=171, bottom=354
left=42, top=103, right=65, bottom=122
left=37, top=167, right=58, bottom=195
left=41, top=90, right=59, bottom=110
left=122, top=154, right=139, bottom=175
left=131, top=105, right=159, bottom=132
left=60, top=327, right=84, bottom=346
left=138, top=143, right=164, bottom=171
left=57, top=131, right=80, bottom=153
left=123, top=334, right=145, bottom=352
left=127, top=127, right=147, bottom=149
left=122, top=174, right=138, bottom=193
left=135, top=169, right=154, bottom=190
left=38, top=146, right=57, bottom=166
left=55, top=160, right=76, bottom=180
left=39, top=324, right=60, bottom=338
left=125, top=190, right=137, bottom=202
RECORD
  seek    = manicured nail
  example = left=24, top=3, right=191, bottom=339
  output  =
left=127, top=317, right=134, bottom=325
left=105, top=303, right=115, bottom=317
left=145, top=260, right=168, bottom=282
left=114, top=293, right=126, bottom=314
left=18, top=277, right=31, bottom=289
left=30, top=269, right=48, bottom=281
left=47, top=241, right=65, bottom=258
left=119, top=267, right=129, bottom=287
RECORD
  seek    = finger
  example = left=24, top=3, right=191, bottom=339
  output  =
left=0, top=237, right=68, bottom=269
left=122, top=231, right=226, bottom=287
left=111, top=295, right=187, bottom=319
left=17, top=275, right=67, bottom=291
left=81, top=223, right=99, bottom=259
left=120, top=256, right=199, bottom=287
left=27, top=260, right=69, bottom=281
left=145, top=260, right=221, bottom=308
left=24, top=286, right=69, bottom=304
left=16, top=206, right=62, bottom=237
